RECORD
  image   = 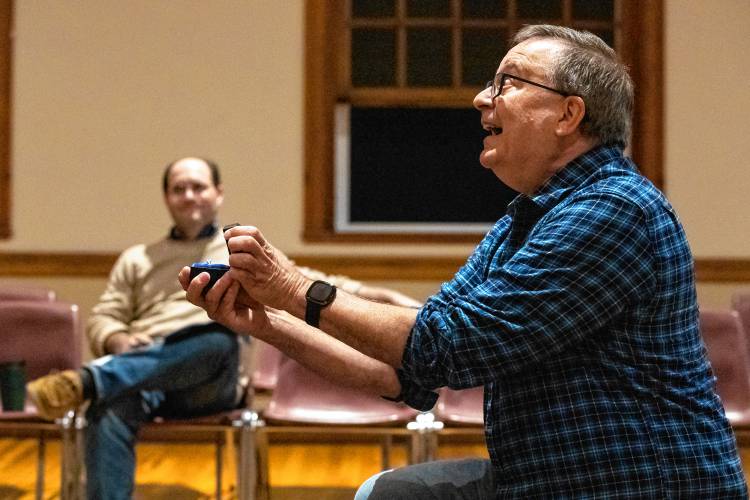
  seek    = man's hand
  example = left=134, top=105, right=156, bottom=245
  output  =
left=223, top=225, right=309, bottom=311
left=179, top=265, right=271, bottom=337
left=104, top=332, right=153, bottom=355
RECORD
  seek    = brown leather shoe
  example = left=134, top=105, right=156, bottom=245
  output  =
left=27, top=370, right=83, bottom=420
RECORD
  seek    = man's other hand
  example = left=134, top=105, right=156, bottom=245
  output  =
left=105, top=332, right=153, bottom=355
left=223, top=225, right=308, bottom=311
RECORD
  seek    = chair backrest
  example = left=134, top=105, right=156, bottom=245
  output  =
left=731, top=289, right=750, bottom=340
left=251, top=340, right=284, bottom=392
left=263, top=356, right=419, bottom=425
left=434, top=386, right=484, bottom=426
left=699, top=308, right=750, bottom=420
left=0, top=284, right=56, bottom=302
left=0, top=300, right=81, bottom=379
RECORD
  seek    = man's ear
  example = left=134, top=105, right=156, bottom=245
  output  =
left=555, top=95, right=586, bottom=137
left=215, top=184, right=225, bottom=208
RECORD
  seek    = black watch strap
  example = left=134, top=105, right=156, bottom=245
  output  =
left=305, top=300, right=323, bottom=328
left=305, top=280, right=336, bottom=328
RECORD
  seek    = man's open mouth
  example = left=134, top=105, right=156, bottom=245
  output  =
left=483, top=123, right=503, bottom=135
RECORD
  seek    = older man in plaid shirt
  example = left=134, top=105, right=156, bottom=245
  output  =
left=182, top=25, right=747, bottom=498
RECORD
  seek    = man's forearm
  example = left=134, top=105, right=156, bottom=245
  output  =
left=284, top=284, right=418, bottom=368
left=356, top=285, right=423, bottom=308
left=261, top=310, right=402, bottom=398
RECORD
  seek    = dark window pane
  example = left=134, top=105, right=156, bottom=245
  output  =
left=516, top=0, right=562, bottom=19
left=590, top=29, right=614, bottom=48
left=407, top=29, right=452, bottom=86
left=572, top=0, right=614, bottom=21
left=352, top=29, right=396, bottom=86
left=349, top=107, right=516, bottom=223
left=352, top=0, right=395, bottom=18
left=462, top=29, right=507, bottom=86
left=407, top=0, right=451, bottom=18
left=463, top=0, right=507, bottom=18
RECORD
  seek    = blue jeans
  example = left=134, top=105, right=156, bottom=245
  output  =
left=83, top=323, right=242, bottom=500
left=355, top=458, right=495, bottom=499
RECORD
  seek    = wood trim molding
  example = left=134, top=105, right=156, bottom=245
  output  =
left=694, top=259, right=750, bottom=283
left=2, top=252, right=750, bottom=283
left=303, top=0, right=336, bottom=242
left=0, top=252, right=118, bottom=276
left=290, top=255, right=465, bottom=282
left=0, top=0, right=12, bottom=239
left=620, top=0, right=664, bottom=189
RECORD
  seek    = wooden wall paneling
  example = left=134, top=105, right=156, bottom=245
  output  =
left=2, top=252, right=750, bottom=284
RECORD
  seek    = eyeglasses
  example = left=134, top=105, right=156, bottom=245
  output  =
left=485, top=72, right=570, bottom=99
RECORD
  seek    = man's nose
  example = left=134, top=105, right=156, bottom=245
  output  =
left=473, top=86, right=493, bottom=110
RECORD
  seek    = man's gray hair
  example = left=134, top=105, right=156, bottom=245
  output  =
left=513, top=25, right=634, bottom=147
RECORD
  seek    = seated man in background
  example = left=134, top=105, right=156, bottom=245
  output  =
left=27, top=156, right=421, bottom=500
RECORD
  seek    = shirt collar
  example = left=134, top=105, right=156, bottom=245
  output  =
left=169, top=222, right=218, bottom=241
left=508, top=144, right=627, bottom=214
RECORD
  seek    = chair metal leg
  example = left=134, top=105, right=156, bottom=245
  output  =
left=254, top=424, right=271, bottom=500
left=423, top=431, right=438, bottom=462
left=215, top=432, right=224, bottom=499
left=35, top=433, right=46, bottom=500
left=58, top=410, right=78, bottom=500
left=380, top=435, right=393, bottom=470
left=409, top=431, right=423, bottom=464
left=63, top=410, right=87, bottom=500
left=407, top=411, right=443, bottom=463
left=233, top=409, right=264, bottom=500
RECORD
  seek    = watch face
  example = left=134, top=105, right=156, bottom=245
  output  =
left=307, top=281, right=335, bottom=304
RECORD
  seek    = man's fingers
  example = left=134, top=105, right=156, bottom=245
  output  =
left=178, top=266, right=192, bottom=291
left=227, top=267, right=259, bottom=288
left=227, top=235, right=268, bottom=258
left=129, top=333, right=152, bottom=347
left=224, top=226, right=269, bottom=256
left=224, top=225, right=267, bottom=245
left=228, top=252, right=263, bottom=277
left=223, top=225, right=251, bottom=240
left=222, top=281, right=240, bottom=312
left=203, top=272, right=233, bottom=315
left=208, top=280, right=240, bottom=324
left=185, top=271, right=210, bottom=305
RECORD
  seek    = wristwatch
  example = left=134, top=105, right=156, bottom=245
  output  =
left=305, top=280, right=337, bottom=327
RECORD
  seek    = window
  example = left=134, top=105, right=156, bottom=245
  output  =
left=305, top=0, right=663, bottom=242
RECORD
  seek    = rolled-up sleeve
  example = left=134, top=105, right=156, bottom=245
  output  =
left=386, top=369, right=438, bottom=411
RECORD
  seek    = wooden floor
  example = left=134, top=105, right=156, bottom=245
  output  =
left=0, top=437, right=488, bottom=499
left=3, top=436, right=749, bottom=499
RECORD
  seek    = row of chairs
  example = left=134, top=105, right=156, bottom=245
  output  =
left=0, top=283, right=482, bottom=499
left=5, top=283, right=750, bottom=499
left=246, top=342, right=485, bottom=498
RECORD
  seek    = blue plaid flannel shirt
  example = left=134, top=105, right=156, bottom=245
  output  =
left=399, top=145, right=747, bottom=498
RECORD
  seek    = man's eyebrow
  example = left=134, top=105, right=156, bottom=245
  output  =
left=497, top=61, right=522, bottom=75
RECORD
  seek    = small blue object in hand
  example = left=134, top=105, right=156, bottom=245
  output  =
left=189, top=262, right=229, bottom=295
